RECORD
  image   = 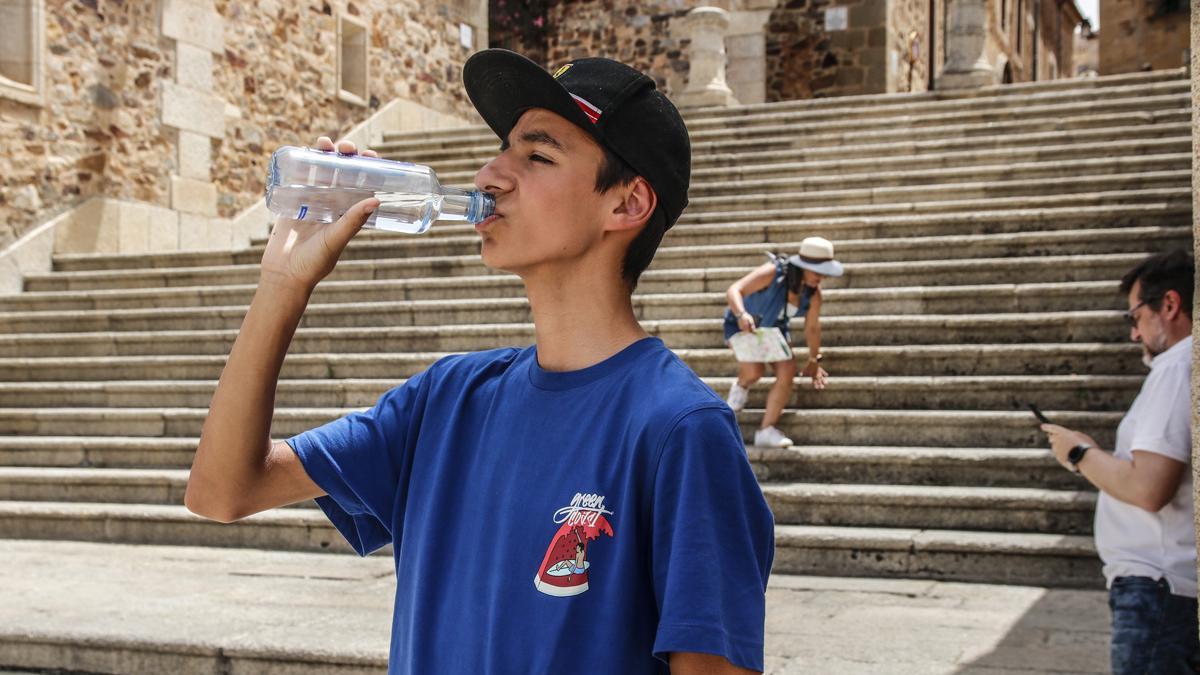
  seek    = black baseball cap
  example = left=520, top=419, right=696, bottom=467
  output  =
left=463, top=49, right=691, bottom=231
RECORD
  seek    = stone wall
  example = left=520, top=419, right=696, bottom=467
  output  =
left=0, top=0, right=172, bottom=248
left=542, top=0, right=693, bottom=96
left=213, top=0, right=482, bottom=218
left=889, top=0, right=931, bottom=93
left=0, top=0, right=482, bottom=252
left=1100, top=0, right=1189, bottom=75
left=765, top=0, right=889, bottom=100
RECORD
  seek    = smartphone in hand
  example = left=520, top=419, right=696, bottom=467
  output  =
left=1028, top=403, right=1052, bottom=425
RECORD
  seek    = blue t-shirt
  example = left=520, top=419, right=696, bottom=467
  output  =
left=287, top=337, right=775, bottom=674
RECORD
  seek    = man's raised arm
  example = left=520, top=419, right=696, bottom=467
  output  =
left=185, top=137, right=379, bottom=522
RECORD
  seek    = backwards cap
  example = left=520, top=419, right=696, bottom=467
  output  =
left=463, top=49, right=691, bottom=230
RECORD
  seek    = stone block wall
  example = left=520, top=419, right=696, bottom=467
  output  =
left=1100, top=0, right=1189, bottom=75
left=213, top=0, right=482, bottom=219
left=765, top=0, right=889, bottom=100
left=0, top=0, right=483, bottom=254
left=0, top=1, right=171, bottom=248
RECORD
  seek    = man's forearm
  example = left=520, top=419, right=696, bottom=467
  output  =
left=186, top=280, right=312, bottom=515
left=1076, top=449, right=1163, bottom=511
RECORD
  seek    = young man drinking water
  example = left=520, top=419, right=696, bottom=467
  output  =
left=185, top=50, right=775, bottom=674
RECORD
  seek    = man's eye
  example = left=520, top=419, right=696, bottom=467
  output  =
left=530, top=154, right=552, bottom=164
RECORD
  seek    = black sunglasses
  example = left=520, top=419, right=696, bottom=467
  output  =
left=1122, top=297, right=1160, bottom=328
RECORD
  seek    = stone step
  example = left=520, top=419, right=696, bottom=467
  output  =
left=747, top=445, right=1076, bottom=489
left=0, top=500, right=1102, bottom=586
left=381, top=70, right=1184, bottom=146
left=425, top=124, right=1192, bottom=176
left=0, top=468, right=191, bottom=506
left=0, top=501, right=354, bottom=553
left=0, top=281, right=1127, bottom=333
left=771, top=525, right=1100, bottom=588
left=0, top=342, right=1145, bottom=385
left=39, top=210, right=1190, bottom=278
left=734, top=409, right=1119, bottom=449
left=684, top=171, right=1187, bottom=213
left=6, top=252, right=1164, bottom=314
left=0, top=374, right=1139, bottom=411
left=400, top=108, right=1190, bottom=166
left=0, top=436, right=199, bottom=469
left=378, top=89, right=1187, bottom=154
left=685, top=155, right=1187, bottom=198
left=0, top=311, right=1130, bottom=358
left=0, top=406, right=1120, bottom=447
left=0, top=467, right=1094, bottom=536
left=762, top=483, right=1095, bottom=534
left=675, top=68, right=1184, bottom=121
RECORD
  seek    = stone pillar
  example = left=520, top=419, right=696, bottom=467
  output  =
left=938, top=0, right=997, bottom=89
left=160, top=0, right=228, bottom=250
left=675, top=6, right=739, bottom=108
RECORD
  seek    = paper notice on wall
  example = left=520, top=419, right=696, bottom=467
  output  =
left=825, top=6, right=848, bottom=31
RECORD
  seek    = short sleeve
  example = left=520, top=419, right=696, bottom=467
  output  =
left=649, top=405, right=775, bottom=672
left=1130, top=362, right=1192, bottom=463
left=286, top=368, right=431, bottom=556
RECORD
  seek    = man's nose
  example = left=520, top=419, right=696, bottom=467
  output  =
left=1130, top=324, right=1142, bottom=343
left=475, top=154, right=514, bottom=195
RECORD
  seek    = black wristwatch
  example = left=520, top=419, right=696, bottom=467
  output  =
left=1067, top=444, right=1092, bottom=473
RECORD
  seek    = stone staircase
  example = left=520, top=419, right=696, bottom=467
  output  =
left=0, top=68, right=1191, bottom=587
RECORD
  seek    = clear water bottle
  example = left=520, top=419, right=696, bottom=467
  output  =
left=264, top=146, right=495, bottom=235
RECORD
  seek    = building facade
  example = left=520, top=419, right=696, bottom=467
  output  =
left=1099, top=0, right=1189, bottom=75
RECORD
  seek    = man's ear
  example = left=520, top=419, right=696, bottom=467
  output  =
left=606, top=177, right=657, bottom=233
left=1162, top=289, right=1183, bottom=320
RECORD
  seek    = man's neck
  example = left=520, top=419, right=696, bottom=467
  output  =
left=522, top=267, right=649, bottom=372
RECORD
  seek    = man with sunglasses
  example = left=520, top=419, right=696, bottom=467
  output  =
left=1040, top=250, right=1195, bottom=674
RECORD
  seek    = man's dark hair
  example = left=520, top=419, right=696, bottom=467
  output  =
left=1119, top=250, right=1194, bottom=318
left=595, top=145, right=665, bottom=291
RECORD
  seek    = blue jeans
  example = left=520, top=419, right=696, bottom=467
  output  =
left=1109, top=576, right=1200, bottom=675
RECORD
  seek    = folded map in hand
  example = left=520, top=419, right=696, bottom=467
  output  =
left=728, top=327, right=793, bottom=363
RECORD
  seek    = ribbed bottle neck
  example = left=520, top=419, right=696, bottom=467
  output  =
left=441, top=186, right=496, bottom=223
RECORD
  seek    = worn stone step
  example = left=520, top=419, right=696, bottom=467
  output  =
left=762, top=483, right=1095, bottom=534
left=6, top=251, right=1166, bottom=316
left=379, top=88, right=1187, bottom=154
left=0, top=501, right=1101, bottom=587
left=42, top=190, right=1187, bottom=276
left=711, top=375, right=1137, bottom=412
left=735, top=409, right=1120, bottom=449
left=403, top=107, right=1190, bottom=168
left=0, top=407, right=1120, bottom=447
left=772, top=525, right=1100, bottom=588
left=0, top=374, right=1138, bottom=411
left=747, top=445, right=1076, bottom=489
left=685, top=171, right=1187, bottom=213
left=0, top=468, right=191, bottom=505
left=685, top=155, right=1187, bottom=198
left=382, top=70, right=1184, bottom=146
left=0, top=437, right=199, bottom=469
left=0, top=342, right=1145, bottom=385
left=0, top=311, right=1130, bottom=358
left=0, top=501, right=354, bottom=553
left=0, top=281, right=1127, bottom=333
left=438, top=136, right=1192, bottom=186
left=39, top=218, right=1190, bottom=285
left=428, top=124, right=1191, bottom=176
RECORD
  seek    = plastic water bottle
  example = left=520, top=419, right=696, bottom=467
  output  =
left=264, top=146, right=495, bottom=235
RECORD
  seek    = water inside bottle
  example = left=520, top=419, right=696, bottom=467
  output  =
left=267, top=185, right=441, bottom=235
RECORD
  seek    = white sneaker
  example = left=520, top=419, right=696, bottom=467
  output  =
left=754, top=425, right=793, bottom=448
left=726, top=382, right=749, bottom=412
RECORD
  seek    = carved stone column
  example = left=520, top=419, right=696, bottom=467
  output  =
left=938, top=0, right=997, bottom=89
left=675, top=6, right=738, bottom=108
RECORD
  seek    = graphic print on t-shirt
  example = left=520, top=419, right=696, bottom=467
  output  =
left=534, top=492, right=615, bottom=597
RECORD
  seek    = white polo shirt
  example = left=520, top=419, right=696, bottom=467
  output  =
left=1094, top=336, right=1194, bottom=597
